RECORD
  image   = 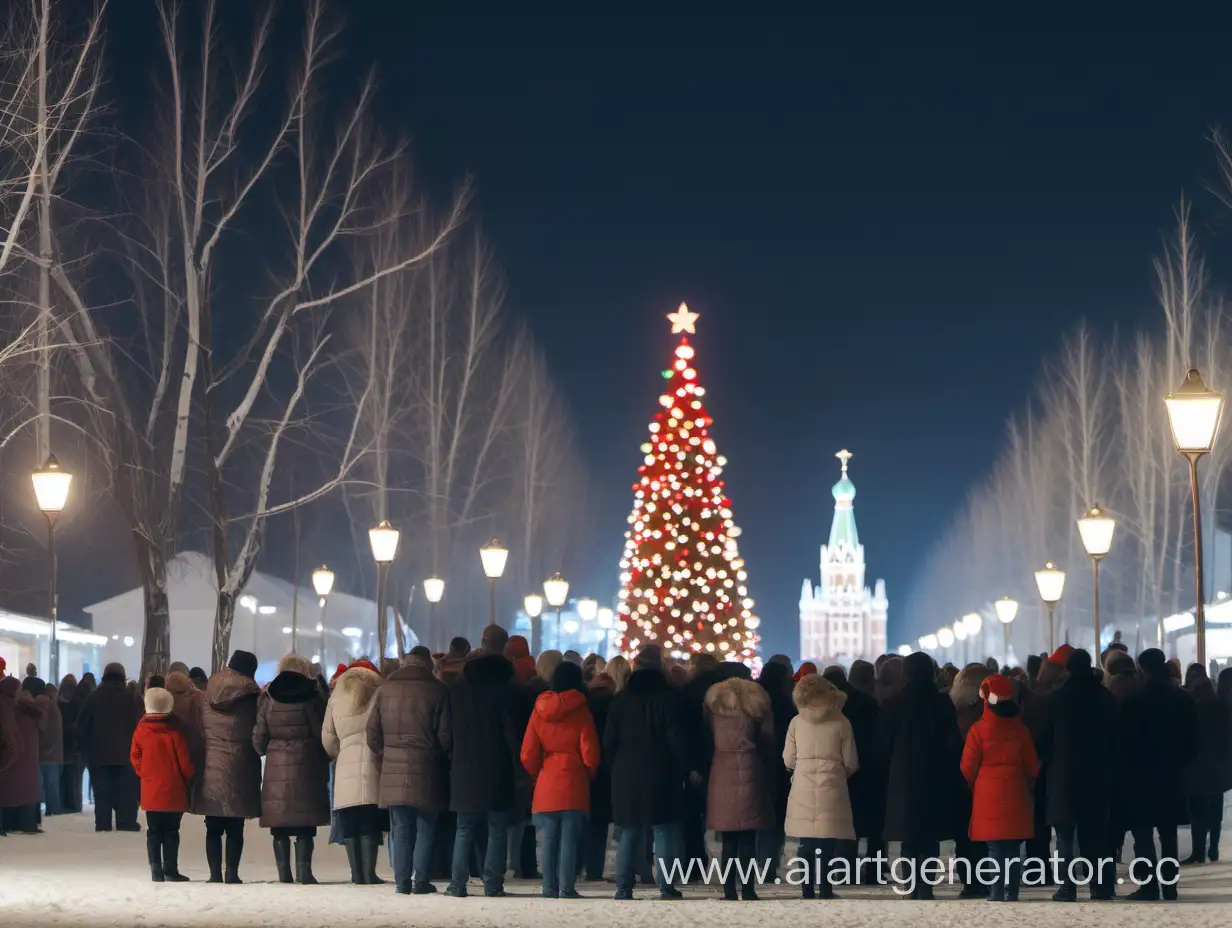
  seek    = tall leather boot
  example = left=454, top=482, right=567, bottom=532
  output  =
left=272, top=835, right=294, bottom=884
left=163, top=830, right=190, bottom=881
left=206, top=829, right=224, bottom=883
left=360, top=835, right=386, bottom=885
left=148, top=831, right=165, bottom=882
left=295, top=836, right=319, bottom=885
left=224, top=831, right=244, bottom=884
left=344, top=838, right=364, bottom=884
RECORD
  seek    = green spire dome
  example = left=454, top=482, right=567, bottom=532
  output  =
left=828, top=449, right=859, bottom=549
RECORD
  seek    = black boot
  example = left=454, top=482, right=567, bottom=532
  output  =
left=360, top=835, right=386, bottom=884
left=224, top=832, right=244, bottom=884
left=722, top=871, right=739, bottom=901
left=272, top=836, right=294, bottom=884
left=801, top=883, right=815, bottom=899
left=163, top=831, right=190, bottom=881
left=344, top=838, right=364, bottom=884
left=295, top=836, right=318, bottom=885
left=148, top=832, right=165, bottom=883
left=206, top=830, right=224, bottom=883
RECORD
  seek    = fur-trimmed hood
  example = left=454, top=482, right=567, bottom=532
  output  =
left=950, top=665, right=991, bottom=708
left=705, top=676, right=771, bottom=719
left=330, top=666, right=382, bottom=717
left=792, top=672, right=846, bottom=722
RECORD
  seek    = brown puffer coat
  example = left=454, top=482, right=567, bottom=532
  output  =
left=197, top=668, right=262, bottom=819
left=705, top=676, right=776, bottom=832
left=253, top=670, right=330, bottom=828
left=166, top=672, right=205, bottom=807
left=0, top=677, right=43, bottom=807
left=36, top=690, right=64, bottom=764
left=366, top=661, right=452, bottom=810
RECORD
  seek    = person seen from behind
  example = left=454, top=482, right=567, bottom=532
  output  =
left=130, top=686, right=195, bottom=882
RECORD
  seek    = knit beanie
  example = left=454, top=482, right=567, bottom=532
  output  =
left=227, top=649, right=259, bottom=679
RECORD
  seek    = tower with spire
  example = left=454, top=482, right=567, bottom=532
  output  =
left=799, top=450, right=888, bottom=663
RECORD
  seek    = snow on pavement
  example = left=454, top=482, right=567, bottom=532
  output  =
left=2, top=814, right=1231, bottom=927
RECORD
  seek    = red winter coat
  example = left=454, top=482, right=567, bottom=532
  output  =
left=520, top=689, right=600, bottom=813
left=130, top=715, right=195, bottom=813
left=960, top=707, right=1039, bottom=841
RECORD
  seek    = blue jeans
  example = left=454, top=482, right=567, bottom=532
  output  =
left=40, top=764, right=63, bottom=815
left=534, top=811, right=585, bottom=896
left=451, top=811, right=509, bottom=894
left=390, top=806, right=437, bottom=891
left=616, top=822, right=679, bottom=893
left=985, top=839, right=1022, bottom=900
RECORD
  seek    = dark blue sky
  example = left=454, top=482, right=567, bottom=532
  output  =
left=339, top=9, right=1232, bottom=656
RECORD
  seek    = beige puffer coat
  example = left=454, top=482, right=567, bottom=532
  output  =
left=323, top=667, right=382, bottom=811
left=783, top=674, right=858, bottom=840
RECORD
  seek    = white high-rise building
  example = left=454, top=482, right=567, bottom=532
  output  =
left=799, top=450, right=888, bottom=664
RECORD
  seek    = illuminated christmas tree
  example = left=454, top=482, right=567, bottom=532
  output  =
left=616, top=304, right=760, bottom=664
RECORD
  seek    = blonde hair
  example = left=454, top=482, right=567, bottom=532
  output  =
left=278, top=653, right=312, bottom=677
left=536, top=650, right=563, bottom=684
left=607, top=655, right=632, bottom=692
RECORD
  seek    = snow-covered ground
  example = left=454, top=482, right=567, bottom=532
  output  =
left=2, top=813, right=1231, bottom=927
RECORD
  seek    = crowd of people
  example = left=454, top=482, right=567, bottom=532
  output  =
left=0, top=631, right=1229, bottom=904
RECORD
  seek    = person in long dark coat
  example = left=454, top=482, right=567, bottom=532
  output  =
left=878, top=651, right=962, bottom=899
left=197, top=650, right=262, bottom=883
left=78, top=662, right=142, bottom=832
left=1021, top=655, right=1067, bottom=872
left=823, top=664, right=883, bottom=881
left=1183, top=671, right=1231, bottom=864
left=58, top=675, right=84, bottom=813
left=445, top=651, right=523, bottom=898
left=1120, top=648, right=1200, bottom=900
left=253, top=653, right=330, bottom=885
left=582, top=670, right=616, bottom=880
left=678, top=653, right=721, bottom=877
left=1035, top=649, right=1118, bottom=900
left=35, top=682, right=63, bottom=816
left=604, top=646, right=690, bottom=899
left=0, top=676, right=43, bottom=834
left=755, top=661, right=796, bottom=882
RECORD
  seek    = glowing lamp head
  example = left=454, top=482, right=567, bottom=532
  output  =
left=1077, top=506, right=1116, bottom=559
left=311, top=565, right=335, bottom=598
left=576, top=597, right=598, bottom=622
left=962, top=612, right=982, bottom=635
left=562, top=619, right=579, bottom=635
left=596, top=606, right=614, bottom=629
left=937, top=627, right=955, bottom=649
left=479, top=538, right=509, bottom=579
left=919, top=633, right=939, bottom=651
left=543, top=573, right=569, bottom=608
left=1035, top=562, right=1066, bottom=605
left=994, top=596, right=1019, bottom=625
left=523, top=593, right=544, bottom=619
left=1165, top=368, right=1223, bottom=454
left=32, top=455, right=72, bottom=515
left=423, top=577, right=445, bottom=604
left=368, top=520, right=399, bottom=564
left=952, top=621, right=968, bottom=641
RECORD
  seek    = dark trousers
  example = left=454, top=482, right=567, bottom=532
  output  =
left=61, top=755, right=84, bottom=813
left=954, top=835, right=986, bottom=887
left=720, top=829, right=758, bottom=898
left=1189, top=793, right=1224, bottom=861
left=681, top=783, right=709, bottom=877
left=1055, top=821, right=1111, bottom=898
left=390, top=806, right=438, bottom=891
left=146, top=811, right=184, bottom=872
left=90, top=764, right=138, bottom=830
left=582, top=816, right=608, bottom=879
left=0, top=804, right=39, bottom=834
left=1130, top=825, right=1179, bottom=899
left=900, top=840, right=940, bottom=898
left=450, top=810, right=508, bottom=894
left=985, top=839, right=1022, bottom=900
left=798, top=837, right=838, bottom=896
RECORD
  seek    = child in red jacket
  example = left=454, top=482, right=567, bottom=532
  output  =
left=960, top=674, right=1040, bottom=901
left=131, top=687, right=195, bottom=882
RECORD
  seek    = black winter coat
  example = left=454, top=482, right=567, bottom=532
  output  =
left=197, top=669, right=262, bottom=819
left=253, top=671, right=330, bottom=828
left=1185, top=693, right=1232, bottom=797
left=878, top=678, right=964, bottom=842
left=78, top=671, right=141, bottom=768
left=1122, top=676, right=1200, bottom=827
left=366, top=662, right=452, bottom=811
left=604, top=668, right=689, bottom=827
left=836, top=680, right=883, bottom=839
left=681, top=669, right=721, bottom=773
left=447, top=654, right=524, bottom=813
left=1036, top=672, right=1118, bottom=828
left=586, top=678, right=616, bottom=821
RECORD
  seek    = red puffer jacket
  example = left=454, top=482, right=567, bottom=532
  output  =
left=960, top=707, right=1039, bottom=841
left=130, top=715, right=195, bottom=812
left=520, top=689, right=600, bottom=813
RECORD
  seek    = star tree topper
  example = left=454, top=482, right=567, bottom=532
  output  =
left=667, top=302, right=699, bottom=334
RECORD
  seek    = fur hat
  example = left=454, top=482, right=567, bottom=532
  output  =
left=792, top=671, right=846, bottom=719
left=979, top=674, right=1015, bottom=706
left=227, top=650, right=258, bottom=679
left=278, top=653, right=313, bottom=677
left=144, top=687, right=174, bottom=714
left=705, top=676, right=771, bottom=719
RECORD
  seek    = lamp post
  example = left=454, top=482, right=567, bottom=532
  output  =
left=1077, top=506, right=1116, bottom=659
left=543, top=573, right=569, bottom=649
left=524, top=593, right=545, bottom=655
left=1165, top=368, right=1224, bottom=667
left=994, top=596, right=1018, bottom=668
left=479, top=539, right=509, bottom=629
left=424, top=577, right=445, bottom=639
left=369, top=521, right=399, bottom=658
left=32, top=455, right=72, bottom=681
left=312, top=565, right=334, bottom=666
left=596, top=606, right=614, bottom=657
left=1035, top=562, right=1066, bottom=652
left=962, top=612, right=982, bottom=665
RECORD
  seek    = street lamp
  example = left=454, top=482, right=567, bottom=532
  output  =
left=32, top=455, right=72, bottom=681
left=1034, top=561, right=1066, bottom=652
left=962, top=612, right=982, bottom=664
left=423, top=576, right=445, bottom=639
left=369, top=521, right=399, bottom=657
left=312, top=565, right=334, bottom=666
left=479, top=539, right=509, bottom=628
left=937, top=626, right=955, bottom=660
left=896, top=644, right=912, bottom=657
left=1077, top=505, right=1116, bottom=658
left=544, top=573, right=569, bottom=649
left=994, top=596, right=1018, bottom=667
left=919, top=633, right=939, bottom=652
left=597, top=606, right=614, bottom=656
left=1165, top=368, right=1224, bottom=667
left=524, top=593, right=545, bottom=654
left=573, top=597, right=598, bottom=653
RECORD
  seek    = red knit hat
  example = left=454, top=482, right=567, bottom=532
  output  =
left=793, top=661, right=818, bottom=683
left=980, top=674, right=1015, bottom=705
left=333, top=662, right=348, bottom=679
left=1047, top=644, right=1074, bottom=666
left=348, top=659, right=379, bottom=674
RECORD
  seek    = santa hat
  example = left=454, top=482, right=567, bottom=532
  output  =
left=793, top=661, right=818, bottom=683
left=348, top=659, right=379, bottom=674
left=1047, top=644, right=1074, bottom=667
left=979, top=674, right=1015, bottom=706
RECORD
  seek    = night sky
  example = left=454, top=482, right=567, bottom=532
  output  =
left=72, top=7, right=1232, bottom=657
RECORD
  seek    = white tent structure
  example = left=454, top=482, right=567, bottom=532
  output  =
left=84, top=552, right=417, bottom=681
